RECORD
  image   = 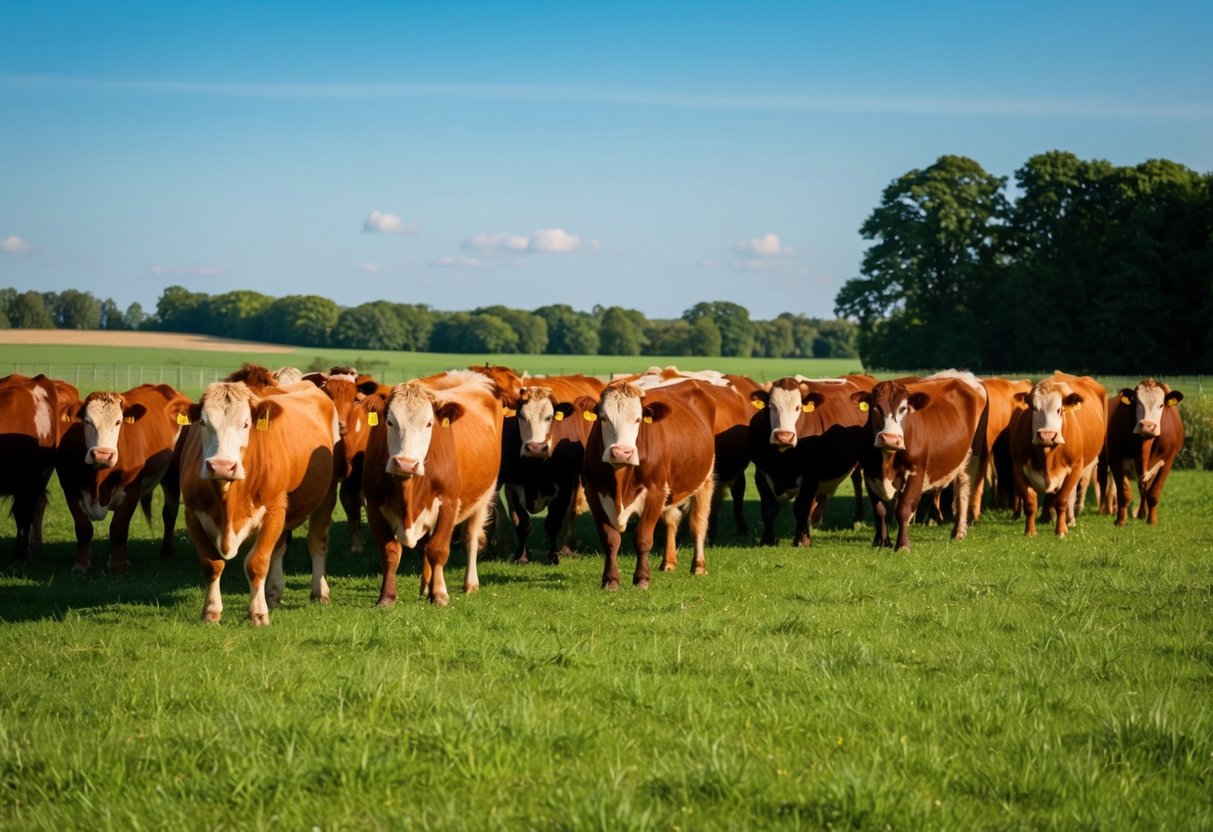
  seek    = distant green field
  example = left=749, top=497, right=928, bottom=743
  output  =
left=1, top=470, right=1211, bottom=829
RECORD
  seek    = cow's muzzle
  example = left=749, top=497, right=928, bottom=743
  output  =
left=521, top=440, right=551, bottom=459
left=1134, top=420, right=1160, bottom=437
left=606, top=444, right=638, bottom=467
left=876, top=432, right=904, bottom=450
left=771, top=430, right=797, bottom=448
left=205, top=458, right=242, bottom=481
left=388, top=455, right=424, bottom=477
left=86, top=448, right=118, bottom=469
left=1034, top=430, right=1062, bottom=446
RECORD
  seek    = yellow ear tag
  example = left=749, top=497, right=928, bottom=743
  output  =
left=802, top=402, right=815, bottom=413
left=441, top=417, right=450, bottom=428
left=554, top=411, right=564, bottom=421
left=256, top=415, right=269, bottom=431
left=751, top=399, right=765, bottom=410
left=583, top=411, right=597, bottom=422
left=1165, top=397, right=1178, bottom=407
left=123, top=416, right=135, bottom=424
left=643, top=415, right=653, bottom=424
left=367, top=412, right=378, bottom=426
left=61, top=412, right=69, bottom=422
left=1120, top=394, right=1132, bottom=405
left=503, top=408, right=517, bottom=417
left=176, top=413, right=190, bottom=426
left=858, top=401, right=869, bottom=412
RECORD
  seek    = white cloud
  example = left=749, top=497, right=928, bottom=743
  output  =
left=1, top=235, right=32, bottom=254
left=363, top=210, right=419, bottom=235
left=149, top=264, right=226, bottom=277
left=733, top=233, right=794, bottom=257
left=463, top=233, right=530, bottom=255
left=463, top=228, right=589, bottom=256
left=529, top=228, right=582, bottom=253
left=697, top=258, right=715, bottom=270
left=358, top=262, right=385, bottom=273
left=431, top=256, right=481, bottom=269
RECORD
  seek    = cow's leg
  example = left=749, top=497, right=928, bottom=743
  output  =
left=587, top=492, right=623, bottom=591
left=30, top=491, right=48, bottom=550
left=159, top=475, right=181, bottom=559
left=186, top=511, right=225, bottom=623
left=870, top=496, right=889, bottom=548
left=1053, top=469, right=1084, bottom=537
left=970, top=452, right=989, bottom=524
left=504, top=483, right=531, bottom=564
left=461, top=487, right=495, bottom=595
left=423, top=506, right=459, bottom=605
left=265, top=537, right=287, bottom=609
left=65, top=494, right=96, bottom=575
left=308, top=483, right=337, bottom=603
left=659, top=506, right=682, bottom=572
left=1143, top=460, right=1174, bottom=525
left=731, top=470, right=748, bottom=536
left=894, top=479, right=925, bottom=551
left=632, top=497, right=664, bottom=589
left=364, top=503, right=401, bottom=607
left=106, top=489, right=144, bottom=573
left=687, top=475, right=714, bottom=575
left=791, top=481, right=817, bottom=547
left=543, top=482, right=576, bottom=565
left=706, top=477, right=723, bottom=546
left=244, top=505, right=286, bottom=625
left=755, top=472, right=781, bottom=546
left=339, top=476, right=364, bottom=554
left=951, top=451, right=978, bottom=541
left=850, top=466, right=864, bottom=526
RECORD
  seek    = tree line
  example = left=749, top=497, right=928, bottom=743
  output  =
left=0, top=287, right=859, bottom=359
left=835, top=151, right=1212, bottom=373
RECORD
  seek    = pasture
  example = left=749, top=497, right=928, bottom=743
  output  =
left=1, top=469, right=1211, bottom=830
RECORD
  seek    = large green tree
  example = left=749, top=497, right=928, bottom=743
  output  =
left=331, top=302, right=407, bottom=351
left=53, top=289, right=102, bottom=329
left=597, top=306, right=646, bottom=355
left=260, top=295, right=341, bottom=347
left=153, top=286, right=209, bottom=333
left=206, top=290, right=274, bottom=341
left=8, top=291, right=55, bottom=328
left=535, top=304, right=599, bottom=355
left=682, top=301, right=756, bottom=357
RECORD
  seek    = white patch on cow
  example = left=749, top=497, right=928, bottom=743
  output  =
left=31, top=385, right=52, bottom=443
left=353, top=415, right=362, bottom=434
left=1142, top=458, right=1165, bottom=485
left=921, top=452, right=969, bottom=493
left=816, top=471, right=848, bottom=497
left=867, top=474, right=898, bottom=503
left=767, top=386, right=804, bottom=446
left=81, top=488, right=125, bottom=522
left=599, top=390, right=644, bottom=466
left=194, top=506, right=266, bottom=560
left=1023, top=462, right=1070, bottom=495
left=1132, top=383, right=1167, bottom=437
left=599, top=489, right=647, bottom=532
left=82, top=396, right=125, bottom=466
left=389, top=497, right=441, bottom=548
left=793, top=375, right=848, bottom=384
left=761, top=470, right=799, bottom=502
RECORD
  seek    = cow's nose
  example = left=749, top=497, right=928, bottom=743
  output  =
left=877, top=432, right=904, bottom=448
left=1137, top=420, right=1159, bottom=436
left=772, top=430, right=796, bottom=446
left=389, top=455, right=421, bottom=475
left=525, top=441, right=549, bottom=455
left=609, top=444, right=634, bottom=462
left=88, top=448, right=118, bottom=467
left=205, top=458, right=238, bottom=479
left=1036, top=430, right=1057, bottom=444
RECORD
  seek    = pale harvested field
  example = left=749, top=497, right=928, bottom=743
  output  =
left=0, top=329, right=296, bottom=353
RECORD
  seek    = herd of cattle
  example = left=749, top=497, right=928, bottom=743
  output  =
left=0, top=364, right=1187, bottom=623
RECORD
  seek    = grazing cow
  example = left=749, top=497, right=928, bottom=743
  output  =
left=748, top=374, right=876, bottom=547
left=855, top=371, right=988, bottom=550
left=1007, top=372, right=1107, bottom=537
left=0, top=374, right=76, bottom=558
left=1102, top=378, right=1184, bottom=525
left=362, top=371, right=503, bottom=606
left=500, top=374, right=604, bottom=564
left=581, top=380, right=716, bottom=590
left=181, top=382, right=338, bottom=625
left=55, top=384, right=192, bottom=574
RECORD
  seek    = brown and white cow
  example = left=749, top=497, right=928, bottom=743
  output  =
left=581, top=380, right=716, bottom=590
left=0, top=374, right=76, bottom=559
left=980, top=377, right=1034, bottom=519
left=1007, top=372, right=1107, bottom=537
left=748, top=374, right=876, bottom=547
left=855, top=371, right=988, bottom=550
left=181, top=382, right=338, bottom=625
left=500, top=374, right=603, bottom=564
left=1101, top=378, right=1184, bottom=525
left=362, top=371, right=503, bottom=606
left=55, top=384, right=192, bottom=574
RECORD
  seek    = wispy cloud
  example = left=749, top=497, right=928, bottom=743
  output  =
left=1, top=235, right=32, bottom=254
left=3, top=75, right=1206, bottom=119
left=733, top=233, right=795, bottom=257
left=462, top=228, right=593, bottom=255
left=431, top=256, right=482, bottom=269
left=363, top=210, right=419, bottom=235
left=149, top=264, right=226, bottom=277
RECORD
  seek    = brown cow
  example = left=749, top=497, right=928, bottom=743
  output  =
left=748, top=375, right=876, bottom=547
left=55, top=384, right=192, bottom=574
left=1102, top=378, right=1184, bottom=525
left=0, top=374, right=76, bottom=558
left=855, top=371, right=988, bottom=551
left=362, top=371, right=503, bottom=606
left=500, top=374, right=604, bottom=564
left=1007, top=372, right=1107, bottom=537
left=581, top=379, right=716, bottom=590
left=981, top=377, right=1034, bottom=518
left=181, top=382, right=338, bottom=625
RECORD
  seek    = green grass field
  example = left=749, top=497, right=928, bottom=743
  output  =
left=2, top=470, right=1211, bottom=830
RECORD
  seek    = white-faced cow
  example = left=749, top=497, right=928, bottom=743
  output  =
left=362, top=371, right=503, bottom=606
left=1101, top=378, right=1184, bottom=526
left=1007, top=372, right=1107, bottom=537
left=55, top=384, right=192, bottom=574
left=855, top=371, right=988, bottom=551
left=581, top=379, right=716, bottom=590
left=181, top=382, right=338, bottom=625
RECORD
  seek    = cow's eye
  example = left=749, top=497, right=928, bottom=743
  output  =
left=114, top=419, right=121, bottom=426
left=426, top=420, right=433, bottom=428
left=242, top=420, right=250, bottom=429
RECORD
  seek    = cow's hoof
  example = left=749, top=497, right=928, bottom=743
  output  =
left=375, top=596, right=397, bottom=608
left=311, top=594, right=330, bottom=604
left=793, top=537, right=810, bottom=548
left=71, top=563, right=90, bottom=576
left=514, top=553, right=529, bottom=565
left=250, top=612, right=270, bottom=626
left=692, top=566, right=707, bottom=576
left=202, top=611, right=222, bottom=624
left=431, top=593, right=450, bottom=607
left=463, top=583, right=479, bottom=594
left=634, top=578, right=650, bottom=590
left=659, top=562, right=676, bottom=573
left=602, top=580, right=619, bottom=592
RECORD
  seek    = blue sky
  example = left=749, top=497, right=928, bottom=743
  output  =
left=2, top=1, right=1210, bottom=320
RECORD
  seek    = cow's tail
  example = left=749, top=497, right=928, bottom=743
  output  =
left=139, top=492, right=154, bottom=529
left=972, top=391, right=991, bottom=478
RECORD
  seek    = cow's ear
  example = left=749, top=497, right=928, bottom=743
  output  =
left=122, top=403, right=147, bottom=424
left=749, top=390, right=769, bottom=410
left=1165, top=390, right=1184, bottom=407
left=908, top=392, right=931, bottom=411
left=498, top=388, right=521, bottom=411
left=553, top=402, right=575, bottom=421
left=168, top=398, right=193, bottom=425
left=186, top=403, right=203, bottom=424
left=802, top=391, right=824, bottom=413
left=573, top=396, right=598, bottom=417
left=434, top=401, right=465, bottom=428
left=851, top=390, right=871, bottom=413
left=1012, top=392, right=1030, bottom=410
left=643, top=402, right=671, bottom=424
left=60, top=401, right=83, bottom=423
left=356, top=378, right=381, bottom=397
left=1062, top=393, right=1083, bottom=412
left=253, top=399, right=285, bottom=431
left=301, top=372, right=327, bottom=387
left=1118, top=388, right=1135, bottom=406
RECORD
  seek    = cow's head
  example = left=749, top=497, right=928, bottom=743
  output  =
left=1014, top=379, right=1083, bottom=447
left=77, top=391, right=147, bottom=469
left=596, top=381, right=670, bottom=468
left=193, top=382, right=281, bottom=481
left=750, top=378, right=824, bottom=449
left=858, top=381, right=929, bottom=452
left=1118, top=378, right=1182, bottom=438
left=382, top=382, right=463, bottom=478
left=516, top=386, right=576, bottom=459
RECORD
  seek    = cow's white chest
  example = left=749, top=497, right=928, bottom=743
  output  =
left=762, top=470, right=801, bottom=502
left=81, top=488, right=125, bottom=522
left=387, top=497, right=441, bottom=548
left=31, top=386, right=52, bottom=443
left=600, top=489, right=647, bottom=532
left=867, top=474, right=898, bottom=503
left=196, top=506, right=266, bottom=560
left=1023, top=463, right=1069, bottom=495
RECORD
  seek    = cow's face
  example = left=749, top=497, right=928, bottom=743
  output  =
left=195, top=387, right=274, bottom=482
left=1020, top=381, right=1082, bottom=447
left=516, top=387, right=574, bottom=459
left=383, top=384, right=463, bottom=478
left=1121, top=381, right=1182, bottom=438
left=866, top=382, right=928, bottom=452
left=597, top=385, right=670, bottom=468
left=80, top=393, right=128, bottom=469
left=752, top=380, right=823, bottom=449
